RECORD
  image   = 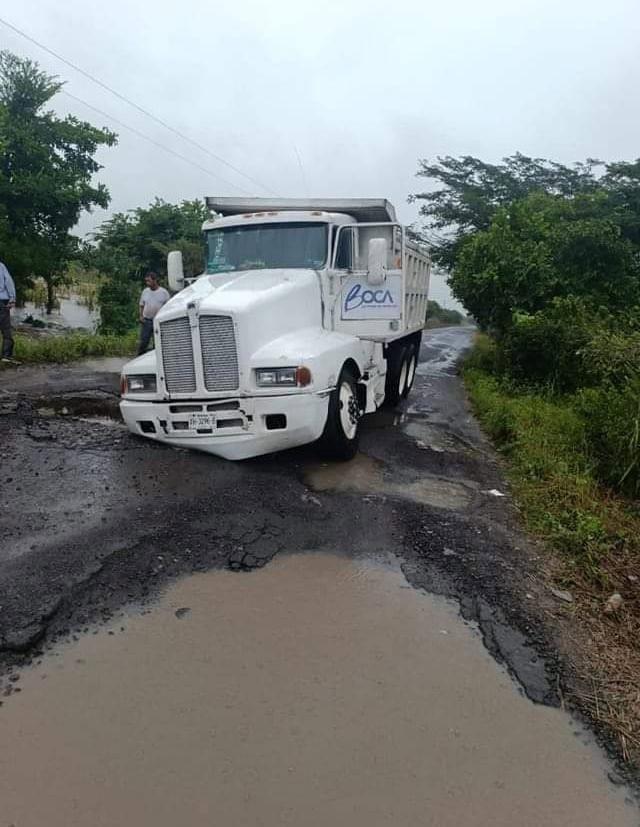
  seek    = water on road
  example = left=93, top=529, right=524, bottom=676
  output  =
left=0, top=553, right=634, bottom=826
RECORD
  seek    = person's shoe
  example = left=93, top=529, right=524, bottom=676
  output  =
left=1, top=356, right=20, bottom=364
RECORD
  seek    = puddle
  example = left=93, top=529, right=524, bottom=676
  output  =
left=403, top=418, right=455, bottom=451
left=34, top=393, right=120, bottom=420
left=306, top=453, right=473, bottom=509
left=365, top=410, right=455, bottom=453
left=0, top=553, right=634, bottom=826
left=76, top=416, right=125, bottom=427
left=417, top=327, right=474, bottom=377
left=416, top=349, right=460, bottom=377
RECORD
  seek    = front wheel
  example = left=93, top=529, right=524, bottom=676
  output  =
left=318, top=365, right=361, bottom=460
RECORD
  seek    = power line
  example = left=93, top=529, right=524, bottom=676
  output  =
left=293, top=144, right=309, bottom=198
left=0, top=15, right=276, bottom=195
left=60, top=89, right=252, bottom=194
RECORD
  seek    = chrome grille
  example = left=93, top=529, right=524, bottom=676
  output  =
left=199, top=315, right=239, bottom=392
left=160, top=317, right=196, bottom=394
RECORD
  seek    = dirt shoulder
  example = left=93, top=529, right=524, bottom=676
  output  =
left=463, top=363, right=640, bottom=770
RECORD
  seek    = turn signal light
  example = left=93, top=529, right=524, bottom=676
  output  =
left=296, top=366, right=312, bottom=387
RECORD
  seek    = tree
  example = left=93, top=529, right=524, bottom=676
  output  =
left=601, top=159, right=640, bottom=248
left=450, top=191, right=640, bottom=333
left=92, top=198, right=208, bottom=278
left=410, top=153, right=601, bottom=269
left=90, top=199, right=209, bottom=333
left=0, top=51, right=116, bottom=308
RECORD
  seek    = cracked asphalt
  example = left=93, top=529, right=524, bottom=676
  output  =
left=0, top=326, right=638, bottom=803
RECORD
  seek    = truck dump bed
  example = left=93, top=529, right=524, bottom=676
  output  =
left=205, top=197, right=397, bottom=224
left=404, top=241, right=431, bottom=333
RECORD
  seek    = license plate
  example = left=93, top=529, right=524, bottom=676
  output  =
left=188, top=413, right=216, bottom=430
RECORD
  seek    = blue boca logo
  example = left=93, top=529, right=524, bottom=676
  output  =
left=344, top=283, right=395, bottom=312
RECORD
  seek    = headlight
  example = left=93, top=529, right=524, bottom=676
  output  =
left=256, top=367, right=307, bottom=387
left=124, top=374, right=157, bottom=393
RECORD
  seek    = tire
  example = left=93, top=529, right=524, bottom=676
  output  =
left=402, top=345, right=417, bottom=399
left=384, top=344, right=408, bottom=407
left=317, top=365, right=361, bottom=460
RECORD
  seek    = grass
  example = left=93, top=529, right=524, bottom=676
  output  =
left=464, top=337, right=640, bottom=765
left=464, top=339, right=640, bottom=587
left=5, top=331, right=137, bottom=366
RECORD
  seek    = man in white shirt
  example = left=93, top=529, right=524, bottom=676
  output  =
left=0, top=259, right=17, bottom=362
left=138, top=272, right=170, bottom=355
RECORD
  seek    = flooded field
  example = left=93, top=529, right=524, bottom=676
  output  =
left=0, top=553, right=634, bottom=826
left=16, top=294, right=99, bottom=331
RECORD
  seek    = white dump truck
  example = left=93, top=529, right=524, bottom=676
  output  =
left=119, top=198, right=430, bottom=460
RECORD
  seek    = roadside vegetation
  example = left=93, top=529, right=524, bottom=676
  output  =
left=91, top=198, right=207, bottom=334
left=415, top=154, right=640, bottom=762
left=1, top=331, right=137, bottom=367
left=425, top=299, right=464, bottom=328
left=0, top=50, right=208, bottom=352
left=465, top=336, right=640, bottom=586
left=0, top=51, right=116, bottom=312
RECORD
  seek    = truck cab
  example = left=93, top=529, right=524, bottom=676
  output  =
left=119, top=198, right=430, bottom=461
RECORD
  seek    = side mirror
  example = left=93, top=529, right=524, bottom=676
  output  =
left=367, top=238, right=387, bottom=286
left=167, top=250, right=184, bottom=291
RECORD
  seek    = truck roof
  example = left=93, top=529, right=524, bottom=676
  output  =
left=205, top=197, right=397, bottom=224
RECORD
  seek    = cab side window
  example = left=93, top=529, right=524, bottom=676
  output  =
left=335, top=228, right=353, bottom=269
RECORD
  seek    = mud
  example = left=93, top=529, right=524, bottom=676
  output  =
left=306, top=453, right=474, bottom=510
left=33, top=391, right=121, bottom=419
left=0, top=553, right=635, bottom=827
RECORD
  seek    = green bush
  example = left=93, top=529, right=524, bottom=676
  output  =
left=464, top=334, right=501, bottom=374
left=575, top=381, right=640, bottom=497
left=581, top=327, right=640, bottom=387
left=98, top=274, right=138, bottom=335
left=500, top=299, right=602, bottom=391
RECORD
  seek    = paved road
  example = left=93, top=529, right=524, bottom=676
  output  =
left=0, top=327, right=637, bottom=818
left=0, top=327, right=565, bottom=690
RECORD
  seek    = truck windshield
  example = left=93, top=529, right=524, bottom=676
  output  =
left=206, top=222, right=327, bottom=273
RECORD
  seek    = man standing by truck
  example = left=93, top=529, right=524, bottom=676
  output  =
left=138, top=271, right=170, bottom=355
left=0, top=259, right=16, bottom=362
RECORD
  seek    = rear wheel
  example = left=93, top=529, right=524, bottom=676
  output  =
left=402, top=345, right=417, bottom=398
left=384, top=344, right=408, bottom=407
left=318, top=365, right=361, bottom=460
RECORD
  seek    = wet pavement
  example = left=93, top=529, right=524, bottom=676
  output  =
left=0, top=355, right=126, bottom=399
left=0, top=326, right=638, bottom=820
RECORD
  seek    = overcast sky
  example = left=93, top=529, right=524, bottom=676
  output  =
left=2, top=0, right=640, bottom=249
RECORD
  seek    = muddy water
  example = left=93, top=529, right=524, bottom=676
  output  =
left=18, top=295, right=99, bottom=331
left=0, top=553, right=634, bottom=826
left=306, top=453, right=473, bottom=509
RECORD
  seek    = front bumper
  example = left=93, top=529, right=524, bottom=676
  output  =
left=119, top=392, right=329, bottom=460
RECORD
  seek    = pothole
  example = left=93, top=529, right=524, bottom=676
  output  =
left=305, top=453, right=475, bottom=509
left=33, top=392, right=121, bottom=420
left=0, top=553, right=633, bottom=826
